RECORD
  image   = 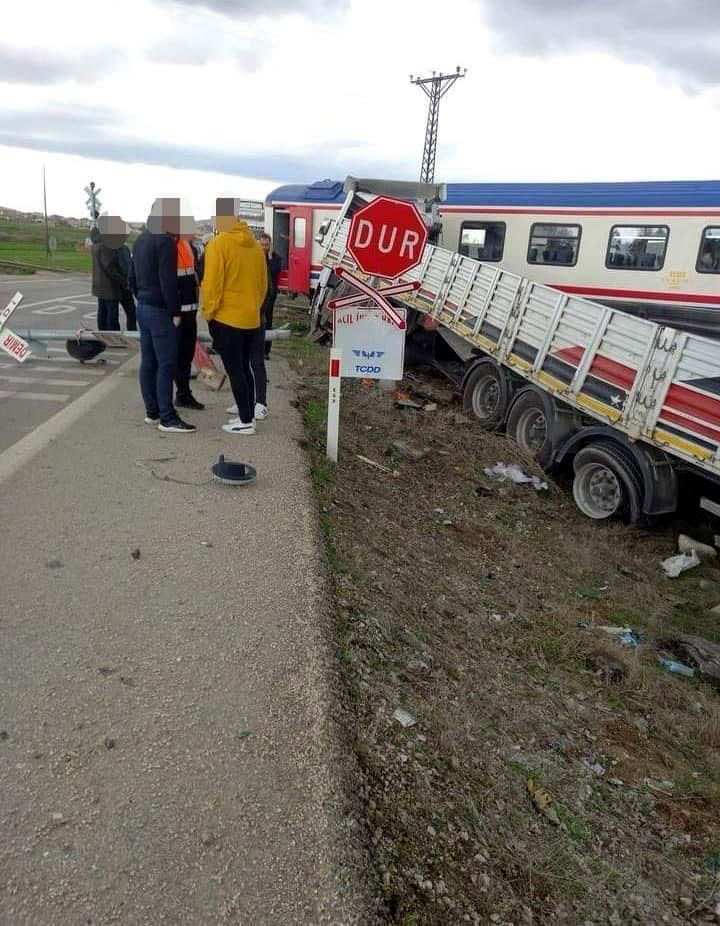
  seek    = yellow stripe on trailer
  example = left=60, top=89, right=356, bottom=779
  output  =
left=653, top=428, right=714, bottom=462
left=507, top=353, right=533, bottom=373
left=576, top=393, right=622, bottom=423
left=536, top=370, right=567, bottom=394
left=469, top=332, right=498, bottom=353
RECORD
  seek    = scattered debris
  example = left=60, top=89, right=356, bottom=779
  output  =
left=356, top=454, right=398, bottom=476
left=200, top=541, right=213, bottom=548
left=98, top=666, right=116, bottom=677
left=592, top=625, right=640, bottom=647
left=475, top=485, right=493, bottom=498
left=678, top=534, right=717, bottom=560
left=484, top=462, right=548, bottom=492
left=103, top=736, right=116, bottom=750
left=424, top=402, right=438, bottom=412
left=661, top=550, right=700, bottom=578
left=658, top=658, right=696, bottom=679
left=586, top=650, right=627, bottom=684
left=395, top=398, right=424, bottom=410
left=390, top=440, right=427, bottom=462
left=130, top=548, right=141, bottom=560
left=51, top=813, right=65, bottom=825
left=45, top=559, right=63, bottom=569
left=661, top=634, right=720, bottom=689
left=0, top=730, right=8, bottom=741
left=392, top=708, right=417, bottom=728
left=527, top=778, right=561, bottom=826
left=200, top=830, right=216, bottom=847
left=237, top=730, right=253, bottom=740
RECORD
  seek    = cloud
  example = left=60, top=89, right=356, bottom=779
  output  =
left=159, top=0, right=349, bottom=16
left=0, top=44, right=117, bottom=85
left=144, top=31, right=266, bottom=71
left=479, top=0, right=720, bottom=89
left=0, top=106, right=407, bottom=183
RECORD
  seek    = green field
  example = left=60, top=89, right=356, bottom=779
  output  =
left=0, top=218, right=92, bottom=272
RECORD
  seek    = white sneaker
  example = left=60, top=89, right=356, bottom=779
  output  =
left=222, top=420, right=256, bottom=435
left=254, top=403, right=268, bottom=420
left=226, top=403, right=238, bottom=415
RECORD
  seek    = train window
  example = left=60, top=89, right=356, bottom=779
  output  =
left=527, top=223, right=581, bottom=266
left=459, top=222, right=505, bottom=262
left=697, top=227, right=720, bottom=273
left=294, top=217, right=307, bottom=248
left=606, top=225, right=668, bottom=271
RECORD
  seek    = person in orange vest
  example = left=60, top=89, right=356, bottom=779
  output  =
left=174, top=231, right=204, bottom=410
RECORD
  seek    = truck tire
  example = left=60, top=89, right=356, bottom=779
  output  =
left=572, top=441, right=644, bottom=524
left=506, top=387, right=580, bottom=472
left=462, top=360, right=513, bottom=431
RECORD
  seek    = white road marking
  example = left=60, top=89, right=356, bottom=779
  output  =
left=0, top=391, right=70, bottom=402
left=34, top=355, right=121, bottom=365
left=20, top=293, right=92, bottom=309
left=20, top=364, right=106, bottom=377
left=0, top=374, right=91, bottom=387
left=32, top=305, right=79, bottom=316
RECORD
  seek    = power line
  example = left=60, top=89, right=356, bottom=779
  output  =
left=410, top=67, right=467, bottom=184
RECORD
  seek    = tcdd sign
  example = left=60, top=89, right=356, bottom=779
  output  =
left=347, top=196, right=428, bottom=280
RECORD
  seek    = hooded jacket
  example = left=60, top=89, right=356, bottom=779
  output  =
left=91, top=226, right=127, bottom=300
left=200, top=221, right=268, bottom=330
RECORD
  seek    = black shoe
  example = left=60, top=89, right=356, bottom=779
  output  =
left=176, top=395, right=205, bottom=410
left=158, top=417, right=197, bottom=433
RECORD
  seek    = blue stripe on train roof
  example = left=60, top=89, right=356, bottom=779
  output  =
left=443, top=181, right=720, bottom=207
left=266, top=179, right=720, bottom=208
left=265, top=180, right=346, bottom=204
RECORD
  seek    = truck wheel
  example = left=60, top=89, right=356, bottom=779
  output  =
left=462, top=360, right=512, bottom=431
left=572, top=442, right=644, bottom=523
left=507, top=387, right=580, bottom=472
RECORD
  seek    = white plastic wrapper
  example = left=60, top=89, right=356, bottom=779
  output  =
left=484, top=462, right=548, bottom=492
left=661, top=550, right=701, bottom=578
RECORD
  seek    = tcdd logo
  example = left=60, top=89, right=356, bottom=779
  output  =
left=353, top=348, right=383, bottom=374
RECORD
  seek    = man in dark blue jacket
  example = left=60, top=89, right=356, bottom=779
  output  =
left=130, top=198, right=195, bottom=433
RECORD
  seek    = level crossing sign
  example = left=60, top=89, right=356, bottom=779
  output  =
left=325, top=194, right=429, bottom=461
left=0, top=292, right=31, bottom=363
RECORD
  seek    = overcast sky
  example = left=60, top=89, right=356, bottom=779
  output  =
left=1, top=0, right=719, bottom=220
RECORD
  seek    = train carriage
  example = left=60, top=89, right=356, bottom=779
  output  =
left=265, top=178, right=720, bottom=338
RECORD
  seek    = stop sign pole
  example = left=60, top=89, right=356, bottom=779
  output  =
left=326, top=195, right=429, bottom=462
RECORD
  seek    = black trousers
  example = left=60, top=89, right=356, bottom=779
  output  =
left=120, top=289, right=137, bottom=331
left=263, top=292, right=276, bottom=358
left=208, top=320, right=262, bottom=423
left=249, top=326, right=267, bottom=407
left=97, top=299, right=119, bottom=331
left=175, top=311, right=197, bottom=399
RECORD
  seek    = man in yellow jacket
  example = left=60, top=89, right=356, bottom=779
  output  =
left=201, top=200, right=268, bottom=434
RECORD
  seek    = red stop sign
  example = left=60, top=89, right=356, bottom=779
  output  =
left=347, top=196, right=428, bottom=279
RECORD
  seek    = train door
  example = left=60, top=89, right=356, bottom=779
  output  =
left=287, top=207, right=313, bottom=295
left=272, top=209, right=290, bottom=292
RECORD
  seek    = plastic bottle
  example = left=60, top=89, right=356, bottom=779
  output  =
left=658, top=658, right=696, bottom=678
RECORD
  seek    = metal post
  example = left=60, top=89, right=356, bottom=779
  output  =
left=326, top=348, right=342, bottom=462
left=410, top=67, right=467, bottom=184
left=42, top=166, right=50, bottom=259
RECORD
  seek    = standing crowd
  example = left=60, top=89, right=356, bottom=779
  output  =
left=90, top=199, right=281, bottom=435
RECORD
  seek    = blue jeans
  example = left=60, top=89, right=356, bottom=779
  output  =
left=97, top=299, right=120, bottom=331
left=137, top=303, right=179, bottom=423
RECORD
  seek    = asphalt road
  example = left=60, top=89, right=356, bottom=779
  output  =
left=0, top=272, right=134, bottom=453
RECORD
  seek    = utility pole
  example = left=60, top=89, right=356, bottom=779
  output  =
left=410, top=67, right=467, bottom=184
left=42, top=166, right=50, bottom=258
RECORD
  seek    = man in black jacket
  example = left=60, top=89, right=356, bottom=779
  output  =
left=259, top=233, right=281, bottom=359
left=91, top=218, right=129, bottom=330
left=130, top=199, right=196, bottom=434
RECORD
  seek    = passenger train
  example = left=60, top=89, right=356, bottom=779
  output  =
left=264, top=179, right=720, bottom=337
